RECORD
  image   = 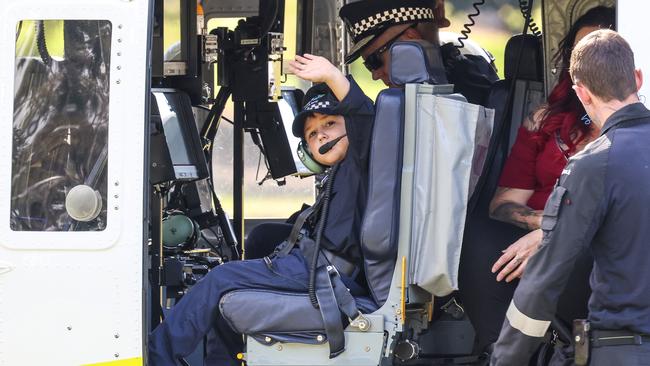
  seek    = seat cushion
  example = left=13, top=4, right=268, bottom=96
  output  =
left=219, top=289, right=377, bottom=344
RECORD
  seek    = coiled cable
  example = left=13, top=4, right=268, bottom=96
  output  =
left=519, top=0, right=542, bottom=37
left=456, top=0, right=485, bottom=49
left=309, top=164, right=339, bottom=308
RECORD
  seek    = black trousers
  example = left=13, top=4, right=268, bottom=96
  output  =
left=590, top=342, right=650, bottom=365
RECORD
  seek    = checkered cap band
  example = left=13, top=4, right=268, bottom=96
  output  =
left=349, top=7, right=434, bottom=38
left=304, top=98, right=332, bottom=111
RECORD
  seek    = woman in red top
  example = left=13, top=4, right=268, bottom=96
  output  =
left=489, top=6, right=615, bottom=281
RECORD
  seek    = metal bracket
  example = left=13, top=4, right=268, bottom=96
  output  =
left=349, top=312, right=371, bottom=332
left=203, top=34, right=219, bottom=64
left=441, top=297, right=465, bottom=320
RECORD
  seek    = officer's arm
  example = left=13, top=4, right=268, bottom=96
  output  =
left=491, top=152, right=609, bottom=366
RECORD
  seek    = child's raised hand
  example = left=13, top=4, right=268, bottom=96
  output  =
left=288, top=53, right=350, bottom=102
left=288, top=54, right=340, bottom=84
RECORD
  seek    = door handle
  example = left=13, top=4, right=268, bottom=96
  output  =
left=0, top=261, right=14, bottom=275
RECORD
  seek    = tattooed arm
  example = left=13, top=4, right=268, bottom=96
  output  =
left=489, top=187, right=543, bottom=230
left=489, top=109, right=546, bottom=230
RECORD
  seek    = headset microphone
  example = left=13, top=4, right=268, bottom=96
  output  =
left=318, top=134, right=347, bottom=155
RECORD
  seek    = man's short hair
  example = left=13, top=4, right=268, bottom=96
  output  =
left=570, top=29, right=637, bottom=101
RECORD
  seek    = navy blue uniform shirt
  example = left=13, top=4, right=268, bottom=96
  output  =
left=492, top=102, right=650, bottom=365
left=316, top=77, right=374, bottom=264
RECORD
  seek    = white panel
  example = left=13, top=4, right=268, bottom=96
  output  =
left=247, top=331, right=384, bottom=366
left=618, top=1, right=650, bottom=104
left=0, top=1, right=150, bottom=365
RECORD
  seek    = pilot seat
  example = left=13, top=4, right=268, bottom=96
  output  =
left=219, top=40, right=495, bottom=366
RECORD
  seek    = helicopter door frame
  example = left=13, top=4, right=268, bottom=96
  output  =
left=0, top=0, right=151, bottom=365
left=618, top=0, right=649, bottom=99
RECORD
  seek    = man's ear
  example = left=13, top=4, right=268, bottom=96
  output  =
left=434, top=0, right=451, bottom=28
left=635, top=68, right=643, bottom=92
left=573, top=83, right=592, bottom=107
left=404, top=26, right=422, bottom=40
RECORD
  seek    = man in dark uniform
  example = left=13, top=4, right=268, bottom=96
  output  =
left=339, top=0, right=497, bottom=106
left=491, top=29, right=650, bottom=365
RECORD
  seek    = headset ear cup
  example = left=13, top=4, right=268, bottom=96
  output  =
left=297, top=141, right=325, bottom=174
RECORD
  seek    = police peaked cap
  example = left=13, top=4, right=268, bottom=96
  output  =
left=292, top=83, right=341, bottom=138
left=339, top=0, right=436, bottom=64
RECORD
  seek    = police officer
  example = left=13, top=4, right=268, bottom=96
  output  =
left=338, top=0, right=497, bottom=106
left=491, top=29, right=650, bottom=365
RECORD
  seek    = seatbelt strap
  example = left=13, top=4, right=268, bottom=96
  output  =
left=321, top=248, right=357, bottom=278
left=301, top=239, right=360, bottom=318
left=314, top=265, right=347, bottom=358
left=274, top=196, right=324, bottom=258
left=299, top=237, right=367, bottom=357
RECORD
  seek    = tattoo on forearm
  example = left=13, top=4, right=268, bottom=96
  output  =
left=491, top=202, right=542, bottom=230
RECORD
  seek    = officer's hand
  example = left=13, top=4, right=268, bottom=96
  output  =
left=491, top=229, right=543, bottom=282
left=288, top=54, right=340, bottom=84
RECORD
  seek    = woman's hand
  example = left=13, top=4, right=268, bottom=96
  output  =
left=287, top=54, right=350, bottom=101
left=491, top=229, right=543, bottom=282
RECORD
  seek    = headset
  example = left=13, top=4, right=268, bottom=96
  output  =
left=297, top=140, right=326, bottom=174
left=296, top=133, right=347, bottom=174
left=162, top=211, right=202, bottom=251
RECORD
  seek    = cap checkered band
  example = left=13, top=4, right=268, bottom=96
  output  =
left=349, top=7, right=434, bottom=38
left=304, top=95, right=333, bottom=111
left=305, top=100, right=332, bottom=111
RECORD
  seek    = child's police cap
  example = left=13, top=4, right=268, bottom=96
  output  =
left=339, top=0, right=436, bottom=64
left=292, top=83, right=340, bottom=138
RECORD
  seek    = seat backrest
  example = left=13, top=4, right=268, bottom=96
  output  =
left=360, top=40, right=446, bottom=306
left=502, top=34, right=544, bottom=153
left=360, top=88, right=403, bottom=306
left=389, top=40, right=448, bottom=86
left=473, top=34, right=544, bottom=210
left=503, top=34, right=543, bottom=82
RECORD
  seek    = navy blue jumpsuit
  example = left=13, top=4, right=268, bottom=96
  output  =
left=148, top=78, right=375, bottom=366
left=491, top=102, right=650, bottom=365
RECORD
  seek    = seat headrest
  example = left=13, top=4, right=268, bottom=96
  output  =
left=389, top=40, right=448, bottom=86
left=504, top=34, right=543, bottom=81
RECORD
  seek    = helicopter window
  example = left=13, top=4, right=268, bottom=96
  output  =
left=11, top=20, right=112, bottom=232
left=163, top=0, right=182, bottom=62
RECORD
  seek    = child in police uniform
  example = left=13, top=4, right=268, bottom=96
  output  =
left=149, top=55, right=375, bottom=366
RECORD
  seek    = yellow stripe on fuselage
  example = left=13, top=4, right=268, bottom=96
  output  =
left=84, top=357, right=143, bottom=366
